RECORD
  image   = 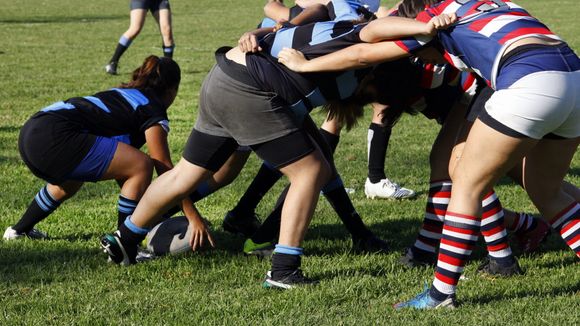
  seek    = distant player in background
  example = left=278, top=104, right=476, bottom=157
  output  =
left=105, top=0, right=175, bottom=75
left=5, top=56, right=212, bottom=251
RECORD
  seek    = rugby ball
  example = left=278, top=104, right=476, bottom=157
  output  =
left=145, top=216, right=191, bottom=256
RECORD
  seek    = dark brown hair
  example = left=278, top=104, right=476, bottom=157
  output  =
left=323, top=59, right=422, bottom=129
left=120, top=55, right=181, bottom=96
left=397, top=0, right=439, bottom=18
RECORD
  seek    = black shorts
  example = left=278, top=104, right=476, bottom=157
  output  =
left=19, top=113, right=96, bottom=185
left=182, top=129, right=314, bottom=172
left=289, top=5, right=304, bottom=20
left=130, top=0, right=170, bottom=12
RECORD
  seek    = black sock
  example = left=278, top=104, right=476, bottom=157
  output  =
left=117, top=195, right=138, bottom=228
left=118, top=222, right=147, bottom=248
left=13, top=186, right=60, bottom=233
left=429, top=286, right=452, bottom=302
left=322, top=176, right=372, bottom=239
left=250, top=186, right=288, bottom=243
left=367, top=123, right=391, bottom=183
left=319, top=128, right=340, bottom=154
left=231, top=162, right=282, bottom=217
left=162, top=44, right=175, bottom=58
left=110, top=44, right=127, bottom=64
left=271, top=253, right=301, bottom=279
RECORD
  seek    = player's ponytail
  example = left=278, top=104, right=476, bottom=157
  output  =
left=120, top=55, right=181, bottom=96
left=398, top=0, right=438, bottom=18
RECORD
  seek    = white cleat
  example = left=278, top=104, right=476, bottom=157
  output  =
left=3, top=226, right=48, bottom=240
left=364, top=178, right=416, bottom=200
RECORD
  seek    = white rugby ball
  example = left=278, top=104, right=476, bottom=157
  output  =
left=145, top=216, right=191, bottom=256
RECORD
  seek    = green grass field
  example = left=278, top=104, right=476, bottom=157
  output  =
left=1, top=0, right=579, bottom=324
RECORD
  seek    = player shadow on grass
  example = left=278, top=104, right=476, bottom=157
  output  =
left=0, top=245, right=103, bottom=285
left=465, top=262, right=580, bottom=306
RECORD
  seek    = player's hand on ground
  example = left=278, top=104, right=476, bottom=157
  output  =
left=238, top=32, right=262, bottom=53
left=277, top=47, right=308, bottom=72
left=426, top=13, right=457, bottom=35
left=188, top=218, right=215, bottom=251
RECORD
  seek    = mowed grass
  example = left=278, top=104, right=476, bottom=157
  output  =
left=0, top=0, right=579, bottom=324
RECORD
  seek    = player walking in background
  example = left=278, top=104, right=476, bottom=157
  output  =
left=105, top=0, right=175, bottom=75
left=5, top=56, right=212, bottom=250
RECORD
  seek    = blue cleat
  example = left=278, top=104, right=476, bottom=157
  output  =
left=394, top=285, right=457, bottom=310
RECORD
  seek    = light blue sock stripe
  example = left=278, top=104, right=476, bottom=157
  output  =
left=124, top=217, right=150, bottom=235
left=321, top=175, right=344, bottom=194
left=119, top=35, right=132, bottom=47
left=35, top=186, right=60, bottom=212
left=34, top=193, right=51, bottom=212
left=274, top=244, right=303, bottom=256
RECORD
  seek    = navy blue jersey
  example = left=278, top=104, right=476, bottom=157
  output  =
left=20, top=88, right=168, bottom=182
left=246, top=19, right=369, bottom=117
left=37, top=88, right=169, bottom=139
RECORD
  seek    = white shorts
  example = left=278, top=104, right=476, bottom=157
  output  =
left=484, top=70, right=580, bottom=139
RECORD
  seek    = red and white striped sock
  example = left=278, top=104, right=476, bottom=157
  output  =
left=549, top=202, right=580, bottom=258
left=431, top=211, right=480, bottom=299
left=508, top=212, right=537, bottom=233
left=412, top=180, right=452, bottom=254
left=481, top=191, right=513, bottom=263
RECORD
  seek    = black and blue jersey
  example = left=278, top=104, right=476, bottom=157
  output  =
left=19, top=88, right=167, bottom=183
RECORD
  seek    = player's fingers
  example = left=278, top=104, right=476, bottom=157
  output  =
left=207, top=232, right=216, bottom=248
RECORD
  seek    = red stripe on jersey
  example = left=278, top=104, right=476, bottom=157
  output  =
left=416, top=10, right=434, bottom=23
left=469, top=11, right=529, bottom=32
left=461, top=73, right=476, bottom=92
left=394, top=40, right=410, bottom=53
left=429, top=0, right=454, bottom=16
left=550, top=203, right=578, bottom=225
left=440, top=238, right=473, bottom=250
left=444, top=225, right=478, bottom=236
left=420, top=63, right=435, bottom=89
left=438, top=253, right=466, bottom=267
left=435, top=272, right=459, bottom=286
left=462, top=2, right=486, bottom=19
left=499, top=27, right=554, bottom=44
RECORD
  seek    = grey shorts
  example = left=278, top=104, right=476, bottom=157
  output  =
left=194, top=64, right=300, bottom=146
left=130, top=0, right=170, bottom=12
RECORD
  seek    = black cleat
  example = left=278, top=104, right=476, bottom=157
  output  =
left=399, top=247, right=437, bottom=268
left=477, top=256, right=523, bottom=277
left=105, top=62, right=118, bottom=75
left=100, top=231, right=137, bottom=265
left=262, top=269, right=318, bottom=289
left=222, top=210, right=261, bottom=238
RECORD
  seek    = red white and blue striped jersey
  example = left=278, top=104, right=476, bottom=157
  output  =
left=395, top=0, right=562, bottom=89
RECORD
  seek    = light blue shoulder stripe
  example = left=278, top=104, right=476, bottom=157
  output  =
left=112, top=88, right=149, bottom=110
left=41, top=101, right=76, bottom=112
left=271, top=28, right=296, bottom=58
left=83, top=96, right=111, bottom=113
